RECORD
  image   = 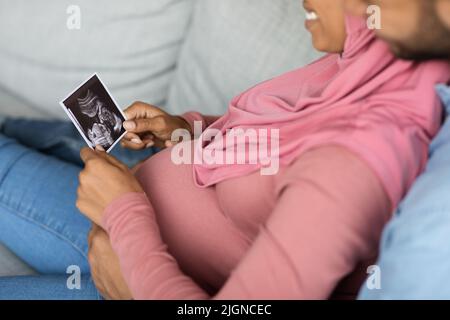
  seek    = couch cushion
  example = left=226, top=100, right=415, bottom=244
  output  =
left=0, top=0, right=194, bottom=118
left=166, top=0, right=320, bottom=115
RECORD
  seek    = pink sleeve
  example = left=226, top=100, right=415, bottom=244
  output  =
left=102, top=146, right=391, bottom=299
left=102, top=193, right=209, bottom=299
left=181, top=111, right=220, bottom=133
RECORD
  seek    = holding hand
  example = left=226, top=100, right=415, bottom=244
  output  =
left=121, top=102, right=193, bottom=150
left=76, top=147, right=144, bottom=226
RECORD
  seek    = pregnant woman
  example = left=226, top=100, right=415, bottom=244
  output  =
left=0, top=0, right=449, bottom=299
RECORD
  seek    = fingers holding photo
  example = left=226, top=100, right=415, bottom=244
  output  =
left=80, top=146, right=103, bottom=163
left=124, top=101, right=166, bottom=121
left=121, top=117, right=171, bottom=149
left=122, top=102, right=168, bottom=149
left=121, top=101, right=193, bottom=150
left=121, top=132, right=155, bottom=150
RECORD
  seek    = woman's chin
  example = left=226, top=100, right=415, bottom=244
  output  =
left=307, top=24, right=326, bottom=51
left=311, top=36, right=342, bottom=54
left=311, top=38, right=328, bottom=53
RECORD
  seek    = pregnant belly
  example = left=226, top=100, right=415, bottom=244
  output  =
left=134, top=147, right=254, bottom=292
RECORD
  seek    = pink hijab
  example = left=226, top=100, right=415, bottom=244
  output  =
left=192, top=15, right=450, bottom=207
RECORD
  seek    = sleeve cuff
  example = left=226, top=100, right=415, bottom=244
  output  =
left=180, top=111, right=207, bottom=132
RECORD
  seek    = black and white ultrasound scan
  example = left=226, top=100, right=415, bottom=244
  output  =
left=60, top=73, right=127, bottom=153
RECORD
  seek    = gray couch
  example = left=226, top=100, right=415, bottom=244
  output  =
left=0, top=0, right=319, bottom=277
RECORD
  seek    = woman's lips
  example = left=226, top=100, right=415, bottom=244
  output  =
left=303, top=0, right=319, bottom=31
left=305, top=11, right=319, bottom=30
left=305, top=11, right=318, bottom=21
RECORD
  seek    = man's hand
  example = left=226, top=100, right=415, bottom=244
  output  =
left=88, top=225, right=133, bottom=300
left=121, top=101, right=192, bottom=150
left=77, top=147, right=144, bottom=226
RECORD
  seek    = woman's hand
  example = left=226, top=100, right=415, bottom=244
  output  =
left=76, top=147, right=144, bottom=226
left=121, top=101, right=192, bottom=150
left=88, top=224, right=133, bottom=300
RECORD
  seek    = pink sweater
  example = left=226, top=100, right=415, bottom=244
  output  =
left=101, top=140, right=391, bottom=299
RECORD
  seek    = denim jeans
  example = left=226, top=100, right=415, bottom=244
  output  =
left=0, top=118, right=155, bottom=168
left=0, top=118, right=155, bottom=300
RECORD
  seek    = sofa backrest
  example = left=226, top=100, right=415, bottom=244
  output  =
left=166, top=0, right=320, bottom=115
left=0, top=0, right=319, bottom=118
left=0, top=0, right=194, bottom=118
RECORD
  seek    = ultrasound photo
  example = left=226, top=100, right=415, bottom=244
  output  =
left=60, top=74, right=127, bottom=153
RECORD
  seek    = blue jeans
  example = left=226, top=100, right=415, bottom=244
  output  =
left=0, top=118, right=155, bottom=300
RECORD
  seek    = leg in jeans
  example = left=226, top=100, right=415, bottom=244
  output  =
left=0, top=118, right=157, bottom=299
left=0, top=118, right=157, bottom=167
left=0, top=276, right=101, bottom=300
left=0, top=133, right=102, bottom=299
left=0, top=133, right=90, bottom=274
